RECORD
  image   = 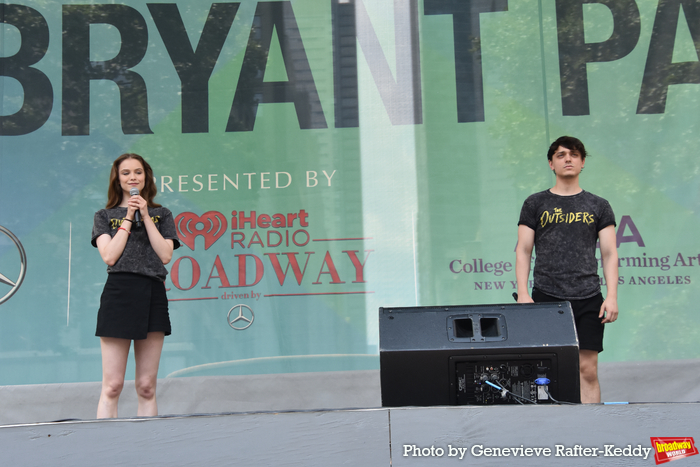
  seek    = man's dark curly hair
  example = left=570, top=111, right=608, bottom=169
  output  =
left=547, top=136, right=587, bottom=161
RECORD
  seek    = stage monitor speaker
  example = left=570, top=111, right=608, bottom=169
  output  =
left=379, top=302, right=580, bottom=407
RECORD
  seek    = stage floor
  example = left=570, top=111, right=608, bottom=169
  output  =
left=1, top=402, right=698, bottom=466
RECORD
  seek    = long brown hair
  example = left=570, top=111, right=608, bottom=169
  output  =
left=105, top=153, right=162, bottom=209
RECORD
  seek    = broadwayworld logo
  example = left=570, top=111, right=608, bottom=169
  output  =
left=651, top=437, right=698, bottom=465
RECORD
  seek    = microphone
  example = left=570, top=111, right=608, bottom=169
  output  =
left=130, top=187, right=142, bottom=227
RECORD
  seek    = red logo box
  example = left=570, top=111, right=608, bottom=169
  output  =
left=650, top=437, right=698, bottom=465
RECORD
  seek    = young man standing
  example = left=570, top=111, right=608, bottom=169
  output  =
left=515, top=136, right=619, bottom=403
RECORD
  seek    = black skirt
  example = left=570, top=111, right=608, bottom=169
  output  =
left=96, top=273, right=171, bottom=340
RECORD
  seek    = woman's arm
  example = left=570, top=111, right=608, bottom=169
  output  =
left=95, top=201, right=142, bottom=266
left=96, top=230, right=129, bottom=266
left=144, top=218, right=174, bottom=265
left=130, top=196, right=174, bottom=264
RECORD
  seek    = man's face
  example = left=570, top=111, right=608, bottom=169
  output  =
left=549, top=145, right=584, bottom=177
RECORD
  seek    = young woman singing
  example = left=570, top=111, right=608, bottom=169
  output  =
left=91, top=153, right=180, bottom=418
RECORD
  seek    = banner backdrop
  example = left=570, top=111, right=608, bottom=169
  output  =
left=1, top=0, right=699, bottom=386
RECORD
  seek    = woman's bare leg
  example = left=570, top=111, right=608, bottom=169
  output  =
left=97, top=337, right=131, bottom=419
left=133, top=332, right=165, bottom=417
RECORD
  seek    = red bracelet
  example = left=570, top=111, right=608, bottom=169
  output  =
left=118, top=227, right=131, bottom=236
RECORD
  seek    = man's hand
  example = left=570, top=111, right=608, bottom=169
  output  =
left=600, top=297, right=618, bottom=324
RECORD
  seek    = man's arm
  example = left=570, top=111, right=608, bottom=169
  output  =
left=515, top=225, right=535, bottom=303
left=598, top=224, right=618, bottom=323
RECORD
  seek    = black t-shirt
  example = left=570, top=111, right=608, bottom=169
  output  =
left=518, top=190, right=616, bottom=300
left=91, top=206, right=181, bottom=281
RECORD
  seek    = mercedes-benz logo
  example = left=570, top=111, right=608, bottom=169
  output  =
left=0, top=226, right=27, bottom=305
left=227, top=304, right=254, bottom=330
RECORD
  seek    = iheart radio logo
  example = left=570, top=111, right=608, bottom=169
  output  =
left=650, top=437, right=698, bottom=464
left=175, top=211, right=227, bottom=250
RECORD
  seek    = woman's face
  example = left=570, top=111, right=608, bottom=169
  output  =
left=118, top=158, right=146, bottom=196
